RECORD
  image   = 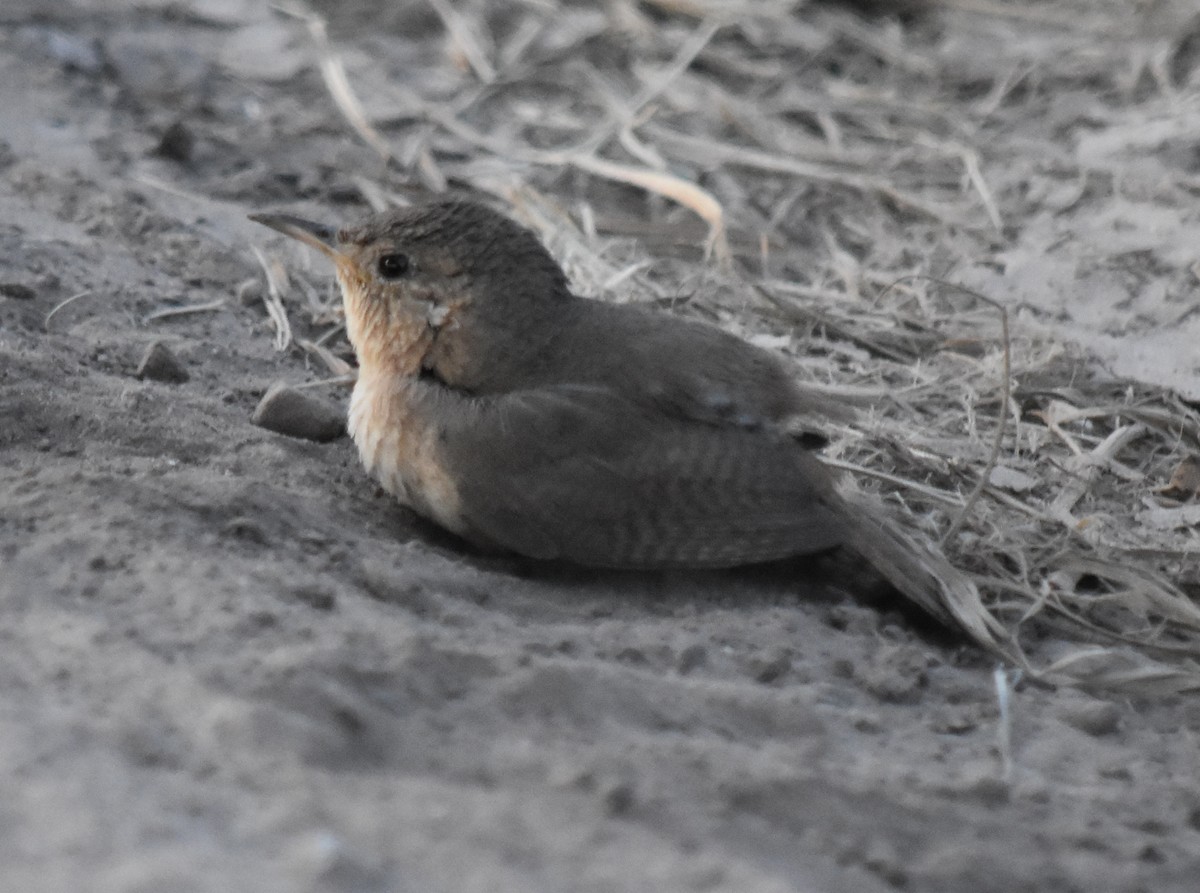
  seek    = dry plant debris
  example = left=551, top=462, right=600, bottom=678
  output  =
left=256, top=0, right=1200, bottom=691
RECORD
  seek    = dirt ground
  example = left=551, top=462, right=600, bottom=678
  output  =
left=3, top=1, right=1200, bottom=891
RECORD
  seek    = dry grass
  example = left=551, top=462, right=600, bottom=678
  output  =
left=263, top=0, right=1200, bottom=691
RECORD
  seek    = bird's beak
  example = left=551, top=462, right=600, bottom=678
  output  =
left=248, top=213, right=341, bottom=260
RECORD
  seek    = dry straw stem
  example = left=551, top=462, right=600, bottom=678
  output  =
left=936, top=0, right=1108, bottom=29
left=491, top=184, right=637, bottom=298
left=425, top=0, right=496, bottom=84
left=285, top=3, right=732, bottom=261
left=43, top=290, right=95, bottom=331
left=296, top=339, right=355, bottom=379
left=816, top=270, right=1200, bottom=689
left=1045, top=424, right=1147, bottom=529
left=424, top=110, right=733, bottom=264
left=754, top=283, right=918, bottom=364
left=876, top=278, right=1014, bottom=548
left=993, top=667, right=1016, bottom=782
left=250, top=246, right=294, bottom=352
left=274, top=3, right=394, bottom=164
left=569, top=156, right=729, bottom=264
left=651, top=128, right=973, bottom=228
left=144, top=299, right=226, bottom=323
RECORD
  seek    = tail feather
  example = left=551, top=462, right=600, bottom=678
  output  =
left=838, top=499, right=1010, bottom=657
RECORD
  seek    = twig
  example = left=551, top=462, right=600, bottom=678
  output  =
left=297, top=338, right=354, bottom=377
left=626, top=19, right=722, bottom=121
left=959, top=147, right=1003, bottom=233
left=993, top=665, right=1018, bottom=782
left=251, top=246, right=294, bottom=352
left=754, top=282, right=916, bottom=363
left=570, top=155, right=729, bottom=264
left=276, top=4, right=395, bottom=163
left=144, top=299, right=226, bottom=322
left=647, top=127, right=974, bottom=227
left=44, top=290, right=95, bottom=331
left=1048, top=424, right=1146, bottom=525
left=822, top=457, right=965, bottom=507
left=426, top=0, right=496, bottom=83
left=937, top=0, right=1106, bottom=29
left=293, top=371, right=357, bottom=389
left=434, top=108, right=732, bottom=263
left=875, top=277, right=1012, bottom=548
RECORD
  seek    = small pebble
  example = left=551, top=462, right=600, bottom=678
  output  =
left=252, top=382, right=345, bottom=442
left=930, top=707, right=978, bottom=735
left=0, top=282, right=37, bottom=300
left=752, top=650, right=792, bottom=684
left=615, top=646, right=647, bottom=665
left=955, top=764, right=1011, bottom=806
left=290, top=583, right=337, bottom=611
left=602, top=781, right=636, bottom=817
left=677, top=644, right=708, bottom=674
left=136, top=341, right=189, bottom=383
left=153, top=120, right=194, bottom=163
left=830, top=658, right=855, bottom=679
left=851, top=712, right=884, bottom=734
left=1059, top=701, right=1121, bottom=737
left=1187, top=806, right=1200, bottom=832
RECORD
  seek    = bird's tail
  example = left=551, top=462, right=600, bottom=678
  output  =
left=839, top=498, right=1010, bottom=658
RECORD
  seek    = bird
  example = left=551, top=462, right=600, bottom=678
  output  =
left=249, top=199, right=1002, bottom=643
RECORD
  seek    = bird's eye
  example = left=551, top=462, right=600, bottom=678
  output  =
left=377, top=253, right=410, bottom=280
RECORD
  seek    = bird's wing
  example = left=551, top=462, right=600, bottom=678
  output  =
left=555, top=304, right=855, bottom=433
left=436, top=384, right=848, bottom=568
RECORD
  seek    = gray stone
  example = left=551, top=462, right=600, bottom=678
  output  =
left=136, top=341, right=189, bottom=384
left=252, top=382, right=345, bottom=442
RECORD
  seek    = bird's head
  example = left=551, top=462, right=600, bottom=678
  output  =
left=250, top=200, right=571, bottom=378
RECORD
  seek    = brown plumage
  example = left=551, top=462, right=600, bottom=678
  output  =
left=250, top=200, right=1004, bottom=639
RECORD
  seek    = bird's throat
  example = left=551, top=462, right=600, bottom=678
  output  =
left=339, top=279, right=433, bottom=379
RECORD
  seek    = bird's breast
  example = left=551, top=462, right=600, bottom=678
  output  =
left=348, top=371, right=467, bottom=536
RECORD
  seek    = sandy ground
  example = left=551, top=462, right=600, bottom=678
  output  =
left=3, top=1, right=1200, bottom=891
